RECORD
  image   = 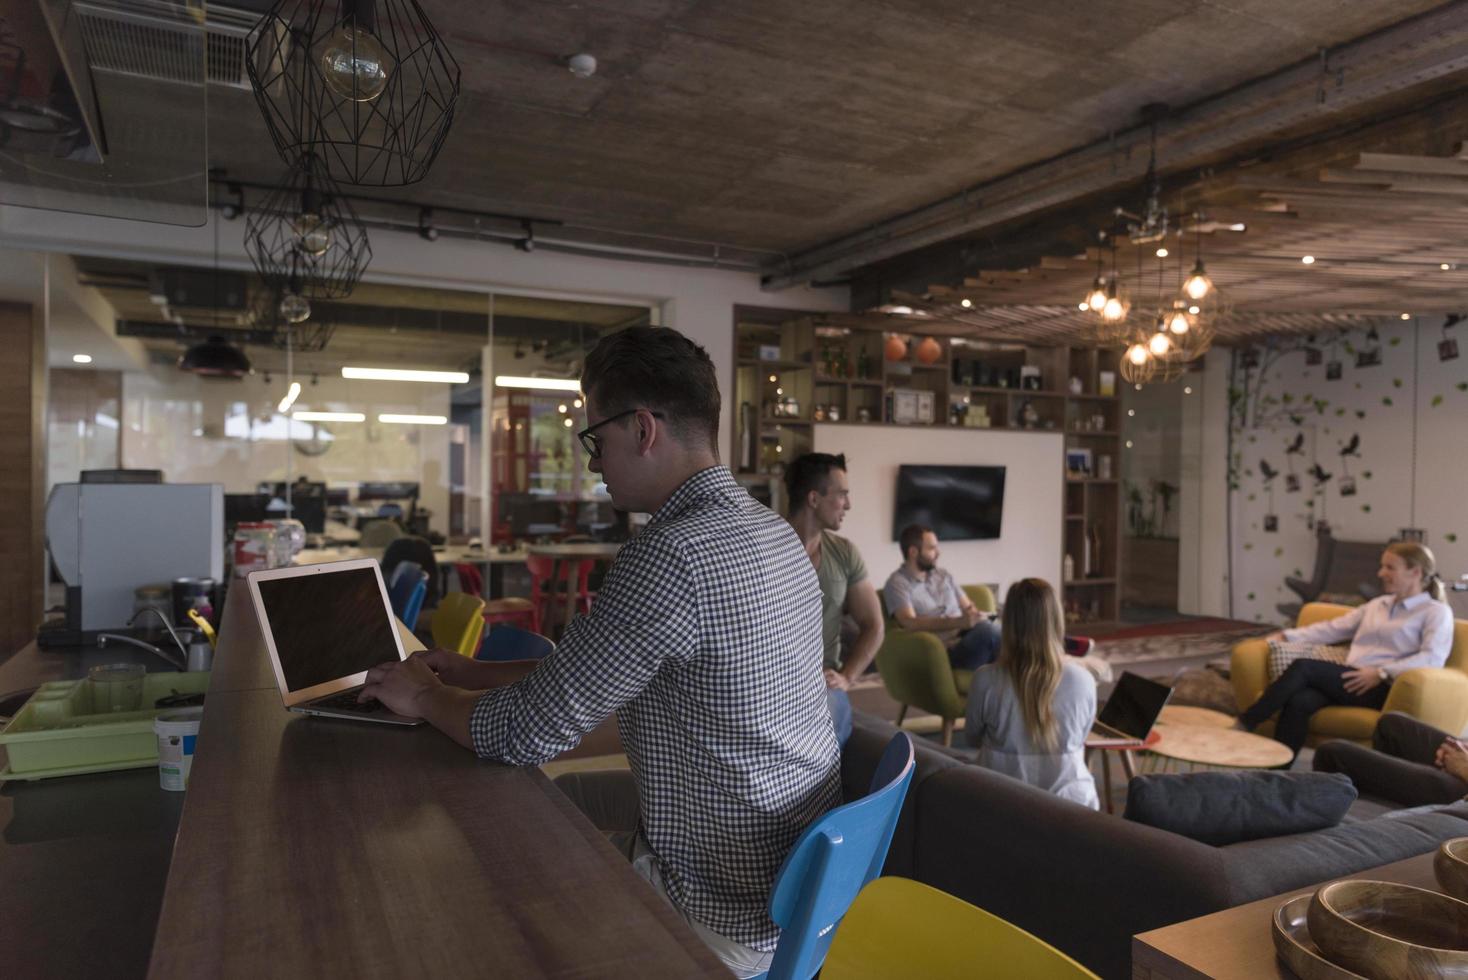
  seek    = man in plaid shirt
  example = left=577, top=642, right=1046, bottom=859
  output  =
left=364, top=326, right=841, bottom=976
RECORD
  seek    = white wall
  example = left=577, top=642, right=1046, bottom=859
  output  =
left=1178, top=349, right=1232, bottom=617
left=813, top=423, right=1063, bottom=601
left=1226, top=317, right=1468, bottom=624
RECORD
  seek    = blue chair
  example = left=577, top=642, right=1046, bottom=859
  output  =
left=755, top=732, right=916, bottom=980
left=387, top=564, right=428, bottom=631
left=475, top=625, right=554, bottom=662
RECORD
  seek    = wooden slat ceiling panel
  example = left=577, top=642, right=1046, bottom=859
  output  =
left=895, top=146, right=1468, bottom=342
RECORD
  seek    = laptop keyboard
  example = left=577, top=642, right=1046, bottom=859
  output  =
left=310, top=690, right=386, bottom=713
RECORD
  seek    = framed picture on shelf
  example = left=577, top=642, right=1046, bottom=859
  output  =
left=1065, top=448, right=1093, bottom=478
left=1098, top=371, right=1116, bottom=397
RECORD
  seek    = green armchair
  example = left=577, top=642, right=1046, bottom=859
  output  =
left=873, top=584, right=996, bottom=746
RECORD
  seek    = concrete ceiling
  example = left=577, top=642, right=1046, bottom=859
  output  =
left=200, top=0, right=1453, bottom=262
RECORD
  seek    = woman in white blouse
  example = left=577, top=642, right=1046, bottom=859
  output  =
left=965, top=578, right=1099, bottom=809
left=1238, top=541, right=1453, bottom=755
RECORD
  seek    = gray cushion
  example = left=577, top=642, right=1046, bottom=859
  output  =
left=1124, top=770, right=1357, bottom=846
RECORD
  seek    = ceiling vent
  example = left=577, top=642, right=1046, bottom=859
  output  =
left=74, top=0, right=257, bottom=90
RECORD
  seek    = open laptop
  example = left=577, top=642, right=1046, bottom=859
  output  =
left=1090, top=671, right=1173, bottom=746
left=246, top=558, right=423, bottom=726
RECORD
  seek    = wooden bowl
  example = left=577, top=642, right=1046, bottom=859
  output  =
left=1439, top=838, right=1468, bottom=902
left=1307, top=879, right=1468, bottom=979
left=1272, top=894, right=1366, bottom=980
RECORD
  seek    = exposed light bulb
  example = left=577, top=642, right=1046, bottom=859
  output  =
left=562, top=417, right=573, bottom=428
left=1168, top=311, right=1191, bottom=334
left=1442, top=263, right=1453, bottom=271
left=1188, top=305, right=1200, bottom=316
left=317, top=23, right=393, bottom=103
left=1126, top=343, right=1149, bottom=365
left=1085, top=280, right=1108, bottom=311
left=1184, top=261, right=1212, bottom=300
left=1078, top=303, right=1090, bottom=312
left=960, top=298, right=973, bottom=308
left=1148, top=332, right=1171, bottom=356
left=1184, top=386, right=1193, bottom=394
left=1155, top=247, right=1169, bottom=258
left=1401, top=313, right=1411, bottom=320
left=1126, top=440, right=1134, bottom=448
left=572, top=398, right=583, bottom=408
left=557, top=403, right=568, bottom=413
left=1102, top=296, right=1126, bottom=322
left=278, top=292, right=311, bottom=323
left=1301, top=255, right=1315, bottom=265
left=291, top=212, right=331, bottom=256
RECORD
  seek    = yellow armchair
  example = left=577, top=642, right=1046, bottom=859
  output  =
left=1231, top=602, right=1468, bottom=745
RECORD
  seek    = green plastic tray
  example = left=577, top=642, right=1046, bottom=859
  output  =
left=0, top=672, right=210, bottom=780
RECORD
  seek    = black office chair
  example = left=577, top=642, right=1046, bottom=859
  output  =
left=383, top=536, right=440, bottom=609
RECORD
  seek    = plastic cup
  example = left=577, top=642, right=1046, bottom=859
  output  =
left=154, top=707, right=204, bottom=791
left=87, top=663, right=146, bottom=713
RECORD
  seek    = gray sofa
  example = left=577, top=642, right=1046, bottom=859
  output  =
left=842, top=711, right=1468, bottom=980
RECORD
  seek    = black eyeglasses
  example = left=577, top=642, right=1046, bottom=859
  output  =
left=577, top=408, right=663, bottom=459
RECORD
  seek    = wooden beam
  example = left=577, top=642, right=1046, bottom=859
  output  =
left=0, top=302, right=46, bottom=652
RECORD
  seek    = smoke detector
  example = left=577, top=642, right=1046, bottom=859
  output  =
left=567, top=53, right=597, bottom=78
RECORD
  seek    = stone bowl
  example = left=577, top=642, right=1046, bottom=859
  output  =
left=1307, top=879, right=1468, bottom=979
left=1438, top=838, right=1468, bottom=903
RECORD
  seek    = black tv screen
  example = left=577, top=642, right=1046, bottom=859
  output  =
left=893, top=465, right=1006, bottom=541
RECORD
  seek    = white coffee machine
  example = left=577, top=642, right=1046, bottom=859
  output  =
left=44, top=481, right=224, bottom=642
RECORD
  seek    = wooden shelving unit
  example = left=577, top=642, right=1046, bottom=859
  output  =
left=732, top=308, right=1123, bottom=626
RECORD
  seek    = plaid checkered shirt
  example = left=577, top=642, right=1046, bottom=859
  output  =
left=469, top=466, right=842, bottom=949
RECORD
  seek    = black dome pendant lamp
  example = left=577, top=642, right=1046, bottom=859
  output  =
left=179, top=335, right=252, bottom=379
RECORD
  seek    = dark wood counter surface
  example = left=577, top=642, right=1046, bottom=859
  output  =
left=147, top=584, right=728, bottom=978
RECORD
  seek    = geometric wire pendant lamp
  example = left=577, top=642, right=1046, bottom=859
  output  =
left=251, top=281, right=339, bottom=353
left=246, top=0, right=462, bottom=186
left=243, top=151, right=373, bottom=301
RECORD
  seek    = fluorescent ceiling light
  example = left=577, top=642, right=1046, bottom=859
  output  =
left=494, top=375, right=581, bottom=392
left=342, top=366, right=470, bottom=383
left=72, top=353, right=93, bottom=364
left=277, top=381, right=302, bottom=414
left=379, top=413, right=447, bottom=425
left=293, top=411, right=365, bottom=422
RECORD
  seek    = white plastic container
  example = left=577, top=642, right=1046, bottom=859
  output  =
left=153, top=707, right=204, bottom=791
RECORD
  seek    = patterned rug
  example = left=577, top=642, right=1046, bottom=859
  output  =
left=1092, top=626, right=1271, bottom=667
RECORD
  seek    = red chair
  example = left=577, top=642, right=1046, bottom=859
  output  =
left=526, top=554, right=595, bottom=635
left=454, top=563, right=484, bottom=597
left=456, top=561, right=538, bottom=633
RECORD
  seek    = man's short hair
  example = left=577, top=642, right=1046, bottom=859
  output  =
left=899, top=523, right=932, bottom=560
left=785, top=453, right=846, bottom=514
left=581, top=326, right=720, bottom=452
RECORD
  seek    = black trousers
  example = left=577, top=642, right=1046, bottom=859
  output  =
left=1238, top=659, right=1389, bottom=754
left=1313, top=712, right=1467, bottom=806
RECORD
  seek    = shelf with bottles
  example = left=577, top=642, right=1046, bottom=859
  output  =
left=813, top=324, right=883, bottom=384
left=1066, top=396, right=1119, bottom=435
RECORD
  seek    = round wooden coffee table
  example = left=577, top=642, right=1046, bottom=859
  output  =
left=1146, top=721, right=1294, bottom=771
left=1157, top=705, right=1236, bottom=729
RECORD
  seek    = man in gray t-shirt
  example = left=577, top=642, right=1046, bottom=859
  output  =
left=883, top=524, right=1001, bottom=670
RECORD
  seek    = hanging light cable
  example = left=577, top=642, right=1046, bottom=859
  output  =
left=1184, top=218, right=1213, bottom=300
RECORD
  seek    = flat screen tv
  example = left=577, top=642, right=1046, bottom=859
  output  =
left=892, top=465, right=1006, bottom=541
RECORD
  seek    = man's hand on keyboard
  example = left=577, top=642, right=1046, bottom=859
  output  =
left=361, top=656, right=441, bottom=719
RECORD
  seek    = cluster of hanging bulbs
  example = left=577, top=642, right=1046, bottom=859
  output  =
left=1083, top=228, right=1216, bottom=385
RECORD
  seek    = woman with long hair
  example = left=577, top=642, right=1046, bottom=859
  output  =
left=1238, top=541, right=1454, bottom=756
left=965, top=578, right=1099, bottom=809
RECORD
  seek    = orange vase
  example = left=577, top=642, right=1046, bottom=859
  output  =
left=884, top=335, right=908, bottom=362
left=916, top=336, right=942, bottom=364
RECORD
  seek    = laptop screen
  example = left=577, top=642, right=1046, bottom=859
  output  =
left=255, top=566, right=402, bottom=693
left=1096, top=671, right=1172, bottom=739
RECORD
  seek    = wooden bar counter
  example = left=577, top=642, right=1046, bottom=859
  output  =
left=146, top=585, right=728, bottom=978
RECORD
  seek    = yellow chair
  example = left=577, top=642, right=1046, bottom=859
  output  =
left=431, top=592, right=487, bottom=657
left=1231, top=601, right=1468, bottom=746
left=872, top=584, right=995, bottom=746
left=822, top=876, right=1100, bottom=979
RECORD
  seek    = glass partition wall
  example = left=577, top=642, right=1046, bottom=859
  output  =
left=52, top=255, right=652, bottom=559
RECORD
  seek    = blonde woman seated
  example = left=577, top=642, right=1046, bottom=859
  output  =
left=964, top=578, right=1099, bottom=809
left=1238, top=541, right=1453, bottom=756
